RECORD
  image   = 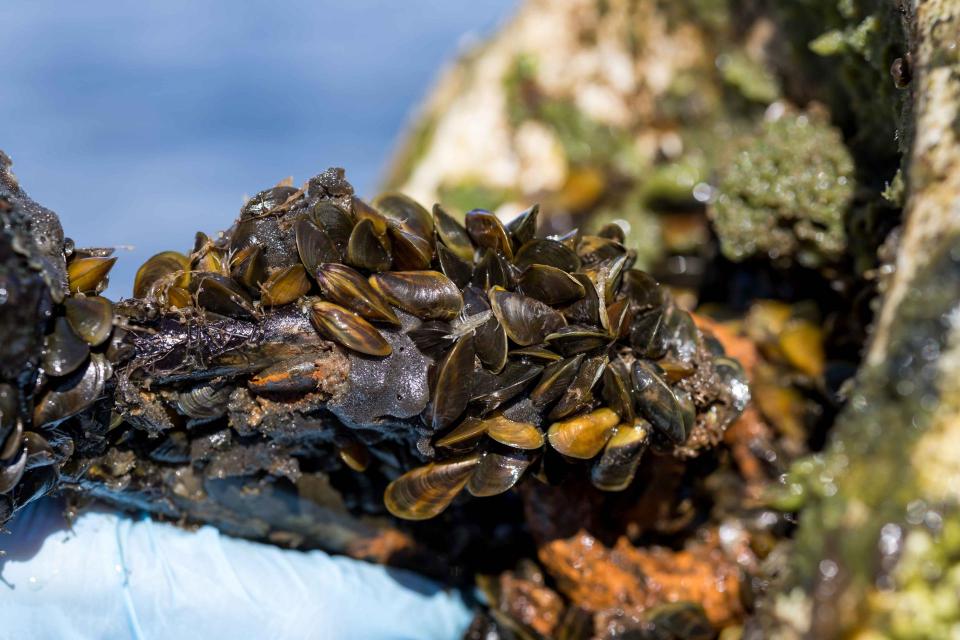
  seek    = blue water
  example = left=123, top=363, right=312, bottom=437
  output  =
left=0, top=1, right=516, bottom=294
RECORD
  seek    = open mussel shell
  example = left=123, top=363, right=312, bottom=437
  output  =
left=437, top=244, right=473, bottom=289
left=483, top=415, right=544, bottom=450
left=229, top=244, right=268, bottom=292
left=517, top=264, right=586, bottom=305
left=64, top=296, right=113, bottom=346
left=315, top=263, right=400, bottom=326
left=191, top=273, right=255, bottom=318
left=407, top=320, right=457, bottom=360
left=134, top=251, right=190, bottom=298
left=310, top=301, right=392, bottom=357
left=42, top=316, right=90, bottom=377
left=260, top=264, right=311, bottom=306
left=471, top=361, right=543, bottom=415
left=384, top=453, right=481, bottom=520
left=591, top=419, right=650, bottom=491
left=433, top=203, right=474, bottom=261
left=346, top=217, right=392, bottom=272
left=513, top=238, right=580, bottom=272
left=426, top=333, right=476, bottom=430
left=174, top=383, right=233, bottom=420
left=472, top=249, right=512, bottom=290
left=548, top=353, right=607, bottom=420
left=531, top=354, right=584, bottom=409
left=68, top=256, right=117, bottom=294
left=310, top=201, right=355, bottom=254
left=547, top=407, right=620, bottom=459
left=369, top=271, right=463, bottom=320
left=296, top=217, right=342, bottom=273
left=465, top=209, right=513, bottom=259
left=34, top=353, right=110, bottom=428
left=489, top=287, right=566, bottom=347
left=467, top=451, right=531, bottom=497
left=505, top=203, right=538, bottom=246
left=544, top=325, right=609, bottom=356
left=631, top=360, right=685, bottom=444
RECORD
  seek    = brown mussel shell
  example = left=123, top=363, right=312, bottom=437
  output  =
left=0, top=449, right=27, bottom=494
left=472, top=249, right=512, bottom=290
left=631, top=360, right=685, bottom=444
left=229, top=244, right=268, bottom=292
left=530, top=354, right=584, bottom=409
left=548, top=353, right=607, bottom=420
left=338, top=441, right=370, bottom=472
left=310, top=301, right=391, bottom=357
left=465, top=209, right=513, bottom=259
left=68, top=256, right=117, bottom=294
left=42, top=316, right=90, bottom=377
left=601, top=362, right=636, bottom=424
left=505, top=203, right=539, bottom=246
left=484, top=415, right=544, bottom=450
left=259, top=264, right=311, bottom=307
left=249, top=354, right=329, bottom=394
left=64, top=296, right=113, bottom=346
left=133, top=251, right=190, bottom=299
left=435, top=417, right=488, bottom=451
left=467, top=451, right=531, bottom=497
left=489, top=287, right=566, bottom=347
left=347, top=217, right=392, bottom=272
left=296, top=217, right=342, bottom=273
left=547, top=407, right=620, bottom=459
left=34, top=353, right=110, bottom=428
left=471, top=361, right=543, bottom=415
left=433, top=203, right=474, bottom=262
left=591, top=419, right=650, bottom=491
left=513, top=238, right=580, bottom=272
left=374, top=193, right=434, bottom=240
left=314, top=263, right=400, bottom=326
left=517, top=264, right=586, bottom=305
left=407, top=320, right=457, bottom=360
left=426, top=333, right=476, bottom=430
left=191, top=273, right=255, bottom=318
left=436, top=243, right=473, bottom=289
left=310, top=201, right=355, bottom=255
left=369, top=271, right=463, bottom=321
left=544, top=325, right=609, bottom=356
left=384, top=453, right=481, bottom=520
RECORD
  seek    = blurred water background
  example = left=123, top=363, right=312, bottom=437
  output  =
left=0, top=1, right=516, bottom=295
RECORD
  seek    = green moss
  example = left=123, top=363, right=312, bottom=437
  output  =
left=718, top=51, right=781, bottom=104
left=711, top=110, right=854, bottom=268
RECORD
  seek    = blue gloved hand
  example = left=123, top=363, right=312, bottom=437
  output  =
left=0, top=498, right=473, bottom=640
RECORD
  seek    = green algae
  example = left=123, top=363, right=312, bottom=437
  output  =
left=711, top=110, right=854, bottom=268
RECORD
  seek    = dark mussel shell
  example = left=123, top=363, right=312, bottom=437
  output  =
left=601, top=362, right=635, bottom=423
left=466, top=451, right=531, bottom=497
left=562, top=273, right=602, bottom=326
left=530, top=354, right=584, bottom=409
left=658, top=307, right=700, bottom=381
left=475, top=314, right=508, bottom=373
left=0, top=449, right=26, bottom=494
left=338, top=440, right=370, bottom=472
left=347, top=217, right=392, bottom=272
left=504, top=203, right=539, bottom=246
left=34, top=353, right=111, bottom=429
left=465, top=209, right=513, bottom=259
left=229, top=244, right=268, bottom=292
left=631, top=360, right=685, bottom=444
left=437, top=244, right=473, bottom=289
left=0, top=418, right=23, bottom=461
left=296, top=217, right=342, bottom=273
left=310, top=201, right=355, bottom=255
left=630, top=306, right=668, bottom=359
left=472, top=249, right=512, bottom=290
left=590, top=419, right=649, bottom=491
left=374, top=193, right=434, bottom=240
left=435, top=417, right=488, bottom=451
left=67, top=256, right=117, bottom=295
left=547, top=407, right=620, bottom=459
left=544, top=325, right=609, bottom=356
left=259, top=264, right=311, bottom=307
left=619, top=268, right=664, bottom=311
left=597, top=221, right=626, bottom=243
left=64, top=296, right=113, bottom=346
left=310, top=301, right=392, bottom=357
left=42, top=316, right=90, bottom=377
left=425, top=333, right=476, bottom=430
left=23, top=431, right=56, bottom=470
left=577, top=234, right=627, bottom=265
left=369, top=271, right=463, bottom=320
left=433, top=204, right=474, bottom=261
left=509, top=346, right=562, bottom=363
left=407, top=320, right=457, bottom=360
left=489, top=287, right=566, bottom=346
left=471, top=360, right=543, bottom=415
left=174, top=383, right=233, bottom=420
left=548, top=353, right=607, bottom=420
left=191, top=273, right=255, bottom=318
left=134, top=251, right=190, bottom=299
left=191, top=231, right=227, bottom=274
left=517, top=264, right=586, bottom=305
left=513, top=238, right=580, bottom=272
left=314, top=263, right=400, bottom=326
left=384, top=453, right=481, bottom=520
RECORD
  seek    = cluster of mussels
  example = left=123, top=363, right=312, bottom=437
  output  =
left=0, top=166, right=747, bottom=536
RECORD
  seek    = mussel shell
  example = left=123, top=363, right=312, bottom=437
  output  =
left=714, top=356, right=750, bottom=413
left=659, top=307, right=699, bottom=381
left=597, top=221, right=626, bottom=243
left=472, top=249, right=512, bottom=290
left=471, top=361, right=543, bottom=415
left=191, top=273, right=255, bottom=318
left=562, top=273, right=602, bottom=326
left=577, top=235, right=627, bottom=265
left=64, top=296, right=113, bottom=346
left=314, top=263, right=400, bottom=325
left=630, top=307, right=668, bottom=358
left=23, top=431, right=56, bottom=470
left=591, top=419, right=649, bottom=491
left=374, top=193, right=434, bottom=240
left=134, top=251, right=190, bottom=298
left=388, top=226, right=434, bottom=270
left=34, top=353, right=110, bottom=428
left=489, top=287, right=566, bottom=347
left=433, top=203, right=474, bottom=261
left=338, top=441, right=370, bottom=472
left=467, top=451, right=531, bottom=497
left=465, top=209, right=513, bottom=259
left=517, top=264, right=586, bottom=305
left=347, top=217, right=392, bottom=272
left=369, top=271, right=463, bottom=320
left=484, top=415, right=544, bottom=450
left=407, top=320, right=457, bottom=360
left=505, top=203, right=539, bottom=246
left=547, top=407, right=620, bottom=459
left=310, top=301, right=392, bottom=357
left=544, top=325, right=609, bottom=356
left=296, top=218, right=342, bottom=272
left=425, top=333, right=476, bottom=430
left=0, top=449, right=27, bottom=494
left=475, top=315, right=508, bottom=373
left=513, top=239, right=580, bottom=272
left=42, top=316, right=90, bottom=377
left=548, top=353, right=607, bottom=420
left=437, top=244, right=474, bottom=289
left=601, top=362, right=635, bottom=423
left=384, top=453, right=481, bottom=520
left=174, top=383, right=233, bottom=420
left=643, top=603, right=714, bottom=640
left=260, top=264, right=311, bottom=306
left=311, top=201, right=355, bottom=254
left=165, top=286, right=193, bottom=309
left=619, top=269, right=664, bottom=310
left=509, top=346, right=562, bottom=363
left=68, top=256, right=117, bottom=294
left=631, top=360, right=685, bottom=444
left=434, top=417, right=488, bottom=450
left=191, top=232, right=227, bottom=274
left=0, top=384, right=16, bottom=434
left=0, top=419, right=23, bottom=462
left=674, top=388, right=696, bottom=439
left=229, top=244, right=268, bottom=292
left=530, top=354, right=584, bottom=409
left=249, top=354, right=329, bottom=394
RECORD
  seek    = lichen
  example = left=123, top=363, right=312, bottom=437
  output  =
left=710, top=109, right=854, bottom=268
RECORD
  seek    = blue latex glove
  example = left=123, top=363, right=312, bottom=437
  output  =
left=0, top=498, right=473, bottom=639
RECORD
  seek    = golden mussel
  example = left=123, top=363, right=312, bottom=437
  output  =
left=384, top=453, right=481, bottom=520
left=259, top=264, right=311, bottom=306
left=314, top=263, right=400, bottom=326
left=64, top=295, right=113, bottom=346
left=465, top=209, right=514, bottom=259
left=369, top=270, right=462, bottom=320
left=67, top=255, right=117, bottom=294
left=134, top=250, right=190, bottom=299
left=310, top=301, right=392, bottom=357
